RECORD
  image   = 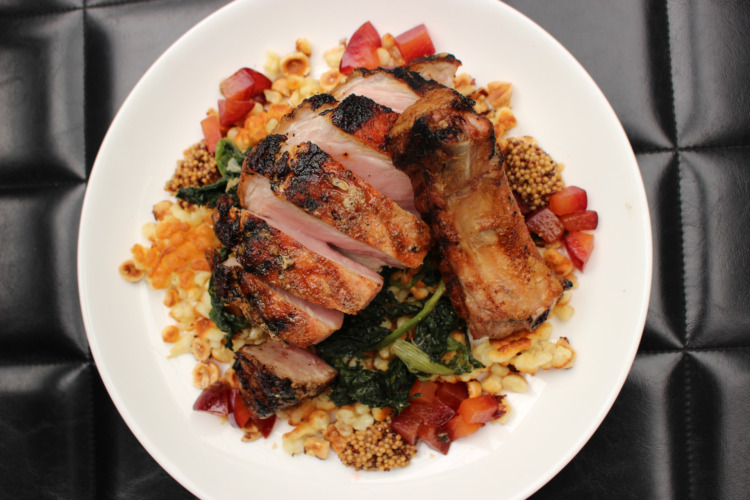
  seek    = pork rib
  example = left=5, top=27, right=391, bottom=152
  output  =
left=389, top=87, right=565, bottom=339
left=234, top=338, right=337, bottom=418
left=240, top=134, right=431, bottom=269
left=211, top=254, right=343, bottom=347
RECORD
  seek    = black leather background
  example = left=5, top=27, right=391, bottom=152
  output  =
left=2, top=1, right=749, bottom=498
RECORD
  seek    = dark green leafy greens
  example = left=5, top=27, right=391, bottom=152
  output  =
left=327, top=358, right=415, bottom=412
left=176, top=138, right=246, bottom=208
left=316, top=264, right=483, bottom=410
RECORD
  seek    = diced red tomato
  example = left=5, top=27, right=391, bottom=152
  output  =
left=231, top=390, right=276, bottom=437
left=219, top=67, right=272, bottom=101
left=457, top=395, right=499, bottom=424
left=548, top=186, right=588, bottom=216
left=434, top=382, right=469, bottom=411
left=418, top=423, right=451, bottom=455
left=253, top=414, right=277, bottom=438
left=525, top=207, right=565, bottom=243
left=200, top=114, right=222, bottom=153
left=409, top=380, right=439, bottom=405
left=394, top=24, right=435, bottom=62
left=218, top=98, right=256, bottom=127
left=444, top=414, right=484, bottom=441
left=563, top=231, right=595, bottom=271
left=232, top=390, right=253, bottom=428
left=192, top=380, right=232, bottom=417
left=560, top=210, right=599, bottom=232
left=340, top=21, right=382, bottom=75
left=410, top=398, right=455, bottom=427
left=391, top=405, right=423, bottom=445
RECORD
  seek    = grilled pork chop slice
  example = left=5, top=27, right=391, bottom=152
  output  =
left=389, top=87, right=565, bottom=339
left=332, top=66, right=442, bottom=113
left=213, top=197, right=381, bottom=314
left=234, top=338, right=337, bottom=418
left=274, top=93, right=417, bottom=214
left=239, top=134, right=430, bottom=269
left=212, top=255, right=343, bottom=347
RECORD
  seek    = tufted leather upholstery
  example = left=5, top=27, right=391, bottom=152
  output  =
left=1, top=1, right=749, bottom=498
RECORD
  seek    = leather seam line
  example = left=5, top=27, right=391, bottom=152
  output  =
left=87, top=0, right=165, bottom=10
left=663, top=1, right=695, bottom=495
left=683, top=353, right=697, bottom=500
left=0, top=6, right=82, bottom=19
left=0, top=0, right=161, bottom=18
left=636, top=345, right=750, bottom=356
left=0, top=179, right=87, bottom=191
left=634, top=143, right=750, bottom=156
left=0, top=357, right=93, bottom=368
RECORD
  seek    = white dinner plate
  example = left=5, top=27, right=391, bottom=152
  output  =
left=78, top=0, right=652, bottom=498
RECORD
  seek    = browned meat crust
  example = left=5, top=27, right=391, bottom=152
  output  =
left=234, top=339, right=337, bottom=418
left=211, top=253, right=342, bottom=347
left=327, top=95, right=398, bottom=152
left=279, top=93, right=398, bottom=153
left=405, top=53, right=462, bottom=87
left=242, top=135, right=431, bottom=268
left=389, top=87, right=564, bottom=339
left=212, top=197, right=381, bottom=314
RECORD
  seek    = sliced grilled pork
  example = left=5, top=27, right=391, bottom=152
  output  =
left=274, top=93, right=417, bottom=214
left=211, top=255, right=343, bottom=347
left=332, top=66, right=443, bottom=113
left=389, top=87, right=565, bottom=339
left=213, top=197, right=381, bottom=314
left=234, top=338, right=337, bottom=418
left=239, top=134, right=431, bottom=269
left=405, top=53, right=462, bottom=87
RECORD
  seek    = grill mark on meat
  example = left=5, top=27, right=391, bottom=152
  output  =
left=211, top=253, right=343, bottom=347
left=242, top=135, right=431, bottom=268
left=330, top=95, right=398, bottom=152
left=274, top=95, right=417, bottom=214
left=234, top=339, right=337, bottom=418
left=390, top=87, right=564, bottom=339
left=213, top=196, right=381, bottom=314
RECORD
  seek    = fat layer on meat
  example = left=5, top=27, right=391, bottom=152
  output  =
left=239, top=134, right=431, bottom=269
left=274, top=93, right=417, bottom=214
left=234, top=338, right=337, bottom=418
left=212, top=197, right=382, bottom=314
left=331, top=55, right=461, bottom=112
left=332, top=66, right=442, bottom=113
left=211, top=254, right=343, bottom=347
left=389, top=87, right=565, bottom=339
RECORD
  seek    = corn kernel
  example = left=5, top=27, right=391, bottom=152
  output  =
left=467, top=380, right=482, bottom=398
left=323, top=44, right=345, bottom=69
left=192, top=361, right=220, bottom=389
left=502, top=373, right=528, bottom=393
left=304, top=436, right=330, bottom=460
left=161, top=325, right=180, bottom=343
left=119, top=260, right=145, bottom=282
left=481, top=374, right=503, bottom=395
left=295, top=38, right=312, bottom=56
left=554, top=304, right=575, bottom=321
